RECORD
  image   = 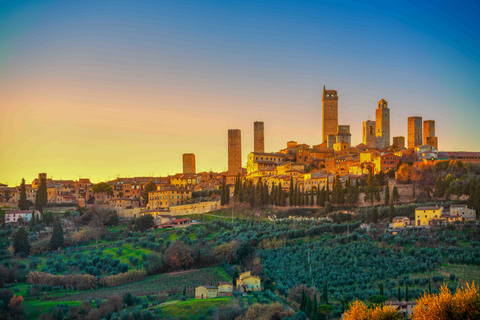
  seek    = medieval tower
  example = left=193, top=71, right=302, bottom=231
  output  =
left=182, top=153, right=196, bottom=174
left=253, top=121, right=264, bottom=153
left=322, top=85, right=338, bottom=144
left=393, top=136, right=405, bottom=150
left=408, top=116, right=423, bottom=148
left=423, top=120, right=438, bottom=149
left=375, top=99, right=390, bottom=149
left=362, top=120, right=376, bottom=149
left=228, top=129, right=242, bottom=174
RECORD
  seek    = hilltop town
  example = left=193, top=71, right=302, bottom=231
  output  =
left=1, top=87, right=480, bottom=320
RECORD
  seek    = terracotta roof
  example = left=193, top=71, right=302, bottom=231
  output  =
left=416, top=206, right=442, bottom=210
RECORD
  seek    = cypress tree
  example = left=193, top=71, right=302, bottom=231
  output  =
left=238, top=180, right=244, bottom=202
left=428, top=278, right=432, bottom=295
left=310, top=189, right=314, bottom=206
left=293, top=183, right=298, bottom=206
left=412, top=181, right=416, bottom=199
left=311, top=294, right=318, bottom=320
left=300, top=290, right=306, bottom=312
left=18, top=178, right=29, bottom=210
left=379, top=283, right=384, bottom=296
left=326, top=176, right=330, bottom=202
left=262, top=182, right=269, bottom=205
left=34, top=177, right=48, bottom=213
left=473, top=181, right=480, bottom=214
left=319, top=187, right=326, bottom=207
left=397, top=287, right=402, bottom=301
left=405, top=284, right=409, bottom=301
left=277, top=183, right=282, bottom=206
left=51, top=217, right=64, bottom=250
left=389, top=199, right=395, bottom=221
left=384, top=184, right=390, bottom=205
left=296, top=184, right=301, bottom=206
left=255, top=178, right=263, bottom=207
left=434, top=176, right=445, bottom=197
left=323, top=280, right=328, bottom=304
left=289, top=176, right=294, bottom=206
left=392, top=185, right=399, bottom=204
left=225, top=185, right=230, bottom=204
left=221, top=182, right=226, bottom=206
left=280, top=188, right=286, bottom=206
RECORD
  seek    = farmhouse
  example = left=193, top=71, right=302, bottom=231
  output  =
left=236, top=271, right=261, bottom=292
left=392, top=216, right=410, bottom=229
left=195, top=286, right=218, bottom=299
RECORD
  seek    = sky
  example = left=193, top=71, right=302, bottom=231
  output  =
left=1, top=0, right=479, bottom=186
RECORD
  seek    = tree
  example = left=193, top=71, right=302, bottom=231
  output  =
left=221, top=182, right=227, bottom=206
left=142, top=180, right=156, bottom=205
left=13, top=227, right=30, bottom=255
left=88, top=206, right=116, bottom=228
left=322, top=280, right=328, bottom=304
left=392, top=185, right=399, bottom=204
left=233, top=269, right=239, bottom=288
left=433, top=176, right=445, bottom=198
left=317, top=304, right=334, bottom=320
left=384, top=184, right=390, bottom=205
left=255, top=178, right=263, bottom=207
left=18, top=178, right=29, bottom=210
left=92, top=182, right=113, bottom=204
left=318, top=187, right=326, bottom=207
left=388, top=200, right=396, bottom=221
left=135, top=214, right=154, bottom=232
left=50, top=217, right=64, bottom=250
left=164, top=241, right=193, bottom=270
left=372, top=207, right=379, bottom=224
left=34, top=177, right=48, bottom=213
left=343, top=300, right=401, bottom=320
left=365, top=173, right=378, bottom=205
left=8, top=295, right=24, bottom=319
left=289, top=177, right=294, bottom=206
left=473, top=181, right=480, bottom=214
left=326, top=176, right=330, bottom=202
left=412, top=282, right=480, bottom=320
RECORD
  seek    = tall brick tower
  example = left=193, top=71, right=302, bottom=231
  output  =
left=362, top=120, right=376, bottom=149
left=375, top=99, right=390, bottom=149
left=322, top=85, right=338, bottom=143
left=182, top=153, right=196, bottom=174
left=423, top=120, right=438, bottom=149
left=253, top=121, right=264, bottom=153
left=228, top=129, right=242, bottom=174
left=408, top=117, right=423, bottom=148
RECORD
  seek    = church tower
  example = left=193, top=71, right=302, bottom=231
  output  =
left=322, top=85, right=338, bottom=143
left=375, top=99, right=390, bottom=149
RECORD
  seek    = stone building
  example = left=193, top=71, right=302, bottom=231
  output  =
left=228, top=129, right=242, bottom=174
left=393, top=136, right=405, bottom=150
left=336, top=125, right=351, bottom=147
left=254, top=121, right=264, bottom=153
left=363, top=120, right=376, bottom=149
left=375, top=99, right=390, bottom=149
left=322, top=85, right=338, bottom=143
left=423, top=120, right=438, bottom=149
left=182, top=153, right=196, bottom=174
left=408, top=116, right=423, bottom=148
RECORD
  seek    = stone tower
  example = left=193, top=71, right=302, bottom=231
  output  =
left=362, top=120, right=376, bottom=149
left=423, top=120, right=437, bottom=148
left=253, top=121, right=264, bottom=153
left=322, top=85, right=338, bottom=143
left=228, top=129, right=242, bottom=174
left=393, top=136, right=405, bottom=150
left=182, top=153, right=196, bottom=174
left=408, top=117, right=423, bottom=148
left=375, top=99, right=390, bottom=149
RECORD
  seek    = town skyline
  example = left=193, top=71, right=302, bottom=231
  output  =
left=1, top=0, right=479, bottom=185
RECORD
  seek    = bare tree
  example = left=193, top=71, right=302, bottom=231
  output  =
left=88, top=206, right=113, bottom=228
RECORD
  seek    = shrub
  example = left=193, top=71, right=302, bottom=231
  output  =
left=27, top=272, right=96, bottom=290
left=99, top=270, right=145, bottom=287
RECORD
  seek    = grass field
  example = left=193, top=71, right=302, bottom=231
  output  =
left=52, top=266, right=230, bottom=302
left=159, top=296, right=240, bottom=319
left=440, top=264, right=480, bottom=285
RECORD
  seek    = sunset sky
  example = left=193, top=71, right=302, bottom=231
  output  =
left=1, top=0, right=479, bottom=186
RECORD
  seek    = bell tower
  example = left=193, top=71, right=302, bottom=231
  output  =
left=322, top=85, right=338, bottom=143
